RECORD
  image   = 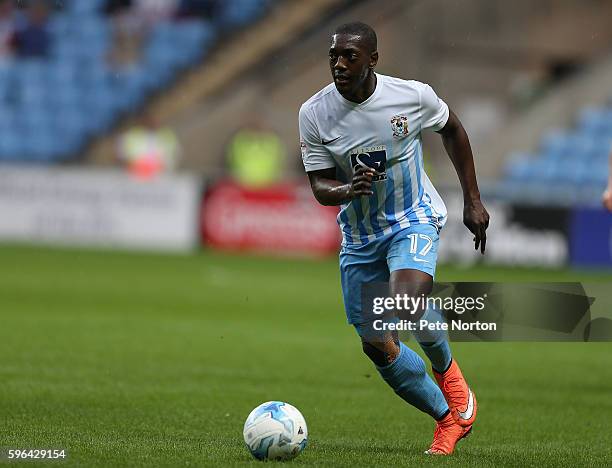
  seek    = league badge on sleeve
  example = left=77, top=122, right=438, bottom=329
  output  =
left=300, top=139, right=308, bottom=158
left=390, top=114, right=409, bottom=138
left=350, top=145, right=387, bottom=181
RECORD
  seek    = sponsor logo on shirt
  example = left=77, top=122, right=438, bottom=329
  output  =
left=350, top=145, right=387, bottom=181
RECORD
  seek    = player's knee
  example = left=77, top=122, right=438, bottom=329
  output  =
left=362, top=341, right=387, bottom=366
left=361, top=340, right=400, bottom=367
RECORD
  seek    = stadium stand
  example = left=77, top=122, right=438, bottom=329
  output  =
left=502, top=104, right=612, bottom=206
left=0, top=0, right=272, bottom=163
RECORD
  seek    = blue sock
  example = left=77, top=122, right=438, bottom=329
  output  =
left=376, top=342, right=449, bottom=419
left=414, top=307, right=452, bottom=373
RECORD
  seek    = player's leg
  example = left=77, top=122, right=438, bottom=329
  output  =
left=356, top=324, right=451, bottom=421
left=388, top=225, right=477, bottom=430
left=387, top=267, right=471, bottom=455
left=389, top=267, right=452, bottom=374
left=387, top=225, right=451, bottom=372
left=340, top=245, right=450, bottom=421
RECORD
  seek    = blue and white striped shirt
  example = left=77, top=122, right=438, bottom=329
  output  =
left=299, top=74, right=448, bottom=247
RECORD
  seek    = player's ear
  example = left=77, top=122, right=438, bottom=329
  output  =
left=369, top=51, right=378, bottom=69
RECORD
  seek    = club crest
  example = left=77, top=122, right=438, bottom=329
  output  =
left=390, top=114, right=409, bottom=138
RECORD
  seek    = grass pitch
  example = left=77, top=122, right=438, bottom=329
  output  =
left=1, top=245, right=611, bottom=467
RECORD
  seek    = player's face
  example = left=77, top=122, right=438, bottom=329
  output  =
left=329, top=34, right=375, bottom=97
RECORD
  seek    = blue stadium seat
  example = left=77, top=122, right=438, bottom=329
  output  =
left=53, top=40, right=82, bottom=63
left=217, top=0, right=269, bottom=28
left=21, top=127, right=62, bottom=162
left=532, top=159, right=559, bottom=182
left=13, top=60, right=47, bottom=85
left=65, top=0, right=106, bottom=15
left=504, top=154, right=533, bottom=182
left=601, top=110, right=612, bottom=136
left=0, top=109, right=12, bottom=130
left=0, top=127, right=24, bottom=158
left=79, top=63, right=112, bottom=91
left=73, top=17, right=110, bottom=43
left=563, top=133, right=596, bottom=158
left=47, top=84, right=81, bottom=109
left=111, top=68, right=149, bottom=111
left=52, top=113, right=88, bottom=154
left=47, top=61, right=78, bottom=88
left=590, top=149, right=612, bottom=167
left=146, top=21, right=216, bottom=70
left=567, top=162, right=590, bottom=185
left=142, top=51, right=179, bottom=89
left=48, top=14, right=72, bottom=39
left=79, top=88, right=120, bottom=132
left=18, top=83, right=49, bottom=107
left=580, top=137, right=610, bottom=160
left=539, top=129, right=567, bottom=156
left=4, top=1, right=268, bottom=163
left=592, top=166, right=609, bottom=186
left=577, top=107, right=607, bottom=136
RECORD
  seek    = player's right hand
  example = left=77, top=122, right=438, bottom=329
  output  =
left=349, top=167, right=375, bottom=198
left=463, top=198, right=489, bottom=254
left=603, top=188, right=612, bottom=212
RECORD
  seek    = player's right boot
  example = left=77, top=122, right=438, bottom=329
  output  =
left=425, top=412, right=472, bottom=455
left=433, top=359, right=477, bottom=427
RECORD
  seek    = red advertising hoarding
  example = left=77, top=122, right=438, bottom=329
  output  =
left=202, top=180, right=340, bottom=255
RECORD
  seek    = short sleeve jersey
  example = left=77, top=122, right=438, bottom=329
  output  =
left=299, top=73, right=449, bottom=247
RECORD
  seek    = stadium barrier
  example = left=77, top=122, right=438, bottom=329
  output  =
left=201, top=180, right=340, bottom=256
left=439, top=194, right=569, bottom=267
left=0, top=166, right=201, bottom=251
left=1, top=171, right=609, bottom=266
left=569, top=208, right=612, bottom=267
left=440, top=192, right=612, bottom=268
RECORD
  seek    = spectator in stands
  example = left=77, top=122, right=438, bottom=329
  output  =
left=106, top=0, right=180, bottom=68
left=104, top=0, right=133, bottom=15
left=106, top=0, right=144, bottom=68
left=176, top=0, right=219, bottom=20
left=603, top=148, right=612, bottom=212
left=105, top=0, right=179, bottom=27
left=12, top=0, right=51, bottom=58
left=0, top=0, right=16, bottom=60
left=117, top=112, right=182, bottom=179
left=227, top=120, right=286, bottom=188
left=132, top=0, right=179, bottom=25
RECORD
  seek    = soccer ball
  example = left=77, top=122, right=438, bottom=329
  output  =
left=243, top=401, right=308, bottom=461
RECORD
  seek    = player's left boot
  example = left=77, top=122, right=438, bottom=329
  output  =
left=424, top=411, right=471, bottom=455
left=433, top=359, right=477, bottom=427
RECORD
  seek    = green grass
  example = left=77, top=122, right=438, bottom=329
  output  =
left=1, top=245, right=611, bottom=467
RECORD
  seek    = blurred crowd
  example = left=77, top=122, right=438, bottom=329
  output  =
left=104, top=0, right=220, bottom=68
left=0, top=0, right=52, bottom=59
left=105, top=0, right=222, bottom=21
left=0, top=0, right=221, bottom=62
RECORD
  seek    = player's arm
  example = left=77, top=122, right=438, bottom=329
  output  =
left=437, top=110, right=490, bottom=253
left=307, top=167, right=374, bottom=206
left=299, top=104, right=374, bottom=206
left=603, top=147, right=612, bottom=212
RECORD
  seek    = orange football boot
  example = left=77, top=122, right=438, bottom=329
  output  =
left=433, top=359, right=477, bottom=427
left=425, top=412, right=472, bottom=455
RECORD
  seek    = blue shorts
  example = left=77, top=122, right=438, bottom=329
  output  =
left=339, top=223, right=440, bottom=325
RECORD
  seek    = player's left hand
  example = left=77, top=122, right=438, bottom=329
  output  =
left=603, top=188, right=612, bottom=212
left=463, top=199, right=489, bottom=254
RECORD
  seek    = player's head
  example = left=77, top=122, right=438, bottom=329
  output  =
left=330, top=22, right=378, bottom=97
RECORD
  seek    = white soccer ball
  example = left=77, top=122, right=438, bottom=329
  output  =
left=243, top=401, right=308, bottom=461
